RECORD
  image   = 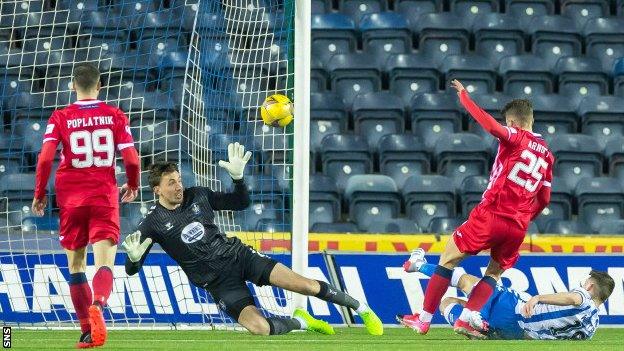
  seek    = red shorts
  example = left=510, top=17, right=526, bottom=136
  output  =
left=59, top=206, right=120, bottom=250
left=452, top=204, right=526, bottom=270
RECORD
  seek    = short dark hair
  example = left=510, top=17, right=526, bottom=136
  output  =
left=148, top=162, right=179, bottom=189
left=589, top=270, right=615, bottom=303
left=72, top=62, right=100, bottom=91
left=501, top=99, right=533, bottom=127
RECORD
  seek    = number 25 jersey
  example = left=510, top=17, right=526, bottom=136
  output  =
left=481, top=127, right=555, bottom=228
left=42, top=99, right=135, bottom=208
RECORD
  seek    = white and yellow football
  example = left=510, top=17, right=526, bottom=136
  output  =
left=260, top=94, right=294, bottom=127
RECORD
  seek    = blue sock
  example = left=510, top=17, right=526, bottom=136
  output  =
left=419, top=263, right=436, bottom=277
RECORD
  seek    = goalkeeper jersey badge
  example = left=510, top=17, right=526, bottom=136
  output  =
left=191, top=203, right=201, bottom=215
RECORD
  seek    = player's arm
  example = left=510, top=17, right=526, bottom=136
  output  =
left=207, top=142, right=252, bottom=211
left=451, top=80, right=509, bottom=140
left=123, top=229, right=154, bottom=276
left=522, top=292, right=583, bottom=318
left=114, top=110, right=140, bottom=203
left=32, top=113, right=61, bottom=216
left=530, top=158, right=553, bottom=221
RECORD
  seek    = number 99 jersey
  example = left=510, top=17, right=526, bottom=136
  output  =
left=42, top=99, right=135, bottom=208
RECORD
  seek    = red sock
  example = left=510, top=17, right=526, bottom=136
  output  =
left=465, top=276, right=497, bottom=312
left=92, top=266, right=113, bottom=307
left=69, top=273, right=92, bottom=333
left=422, top=265, right=453, bottom=321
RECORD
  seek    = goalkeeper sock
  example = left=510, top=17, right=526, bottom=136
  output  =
left=92, top=266, right=113, bottom=307
left=421, top=265, right=453, bottom=323
left=267, top=317, right=302, bottom=335
left=315, top=280, right=360, bottom=311
left=69, top=273, right=92, bottom=333
left=462, top=275, right=497, bottom=319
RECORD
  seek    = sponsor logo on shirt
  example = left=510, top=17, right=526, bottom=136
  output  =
left=165, top=222, right=173, bottom=231
left=181, top=222, right=205, bottom=244
left=45, top=124, right=54, bottom=135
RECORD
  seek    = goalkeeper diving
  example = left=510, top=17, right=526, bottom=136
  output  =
left=122, top=143, right=383, bottom=336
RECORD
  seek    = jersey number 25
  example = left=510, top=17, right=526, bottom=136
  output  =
left=508, top=149, right=548, bottom=192
left=69, top=129, right=114, bottom=168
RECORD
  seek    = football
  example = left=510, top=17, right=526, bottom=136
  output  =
left=260, top=94, right=294, bottom=127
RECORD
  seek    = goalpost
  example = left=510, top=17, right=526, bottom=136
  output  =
left=0, top=0, right=310, bottom=329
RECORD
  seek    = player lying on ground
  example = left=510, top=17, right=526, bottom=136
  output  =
left=122, top=148, right=383, bottom=336
left=398, top=249, right=615, bottom=340
left=400, top=79, right=555, bottom=338
left=31, top=62, right=140, bottom=348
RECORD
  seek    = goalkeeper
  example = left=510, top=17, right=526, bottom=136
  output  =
left=123, top=143, right=383, bottom=336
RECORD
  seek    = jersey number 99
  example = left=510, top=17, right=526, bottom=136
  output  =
left=508, top=149, right=548, bottom=192
left=69, top=129, right=114, bottom=168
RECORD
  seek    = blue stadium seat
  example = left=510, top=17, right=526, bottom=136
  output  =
left=244, top=174, right=284, bottom=209
left=561, top=0, right=610, bottom=29
left=459, top=175, right=488, bottom=217
left=0, top=173, right=36, bottom=201
left=619, top=0, right=624, bottom=15
left=310, top=175, right=341, bottom=227
left=578, top=96, right=624, bottom=146
left=499, top=55, right=554, bottom=96
left=366, top=218, right=422, bottom=233
left=473, top=13, right=524, bottom=66
left=360, top=12, right=411, bottom=64
left=79, top=11, right=129, bottom=41
left=466, top=93, right=508, bottom=144
left=120, top=91, right=177, bottom=122
left=321, top=134, right=372, bottom=192
left=379, top=134, right=430, bottom=189
left=0, top=66, right=38, bottom=100
left=17, top=11, right=77, bottom=40
left=187, top=8, right=226, bottom=40
left=528, top=16, right=582, bottom=69
left=533, top=179, right=573, bottom=232
left=411, top=13, right=470, bottom=63
left=550, top=134, right=603, bottom=191
left=2, top=0, right=44, bottom=14
left=311, top=57, right=327, bottom=92
left=531, top=94, right=578, bottom=138
left=326, top=53, right=382, bottom=108
left=55, top=0, right=99, bottom=12
left=598, top=220, right=624, bottom=235
left=0, top=133, right=25, bottom=168
left=21, top=215, right=60, bottom=231
left=505, top=0, right=554, bottom=27
left=583, top=17, right=624, bottom=72
left=428, top=217, right=463, bottom=234
left=235, top=203, right=280, bottom=231
left=22, top=35, right=71, bottom=53
left=6, top=92, right=55, bottom=122
left=131, top=10, right=185, bottom=45
left=13, top=119, right=45, bottom=154
left=396, top=0, right=442, bottom=27
left=312, top=0, right=331, bottom=14
left=555, top=56, right=608, bottom=106
left=605, top=136, right=624, bottom=185
left=339, top=0, right=386, bottom=24
left=544, top=219, right=592, bottom=235
left=345, top=175, right=400, bottom=230
left=403, top=175, right=456, bottom=228
left=576, top=177, right=624, bottom=232
left=440, top=54, right=497, bottom=94
left=434, top=133, right=489, bottom=189
left=0, top=160, right=20, bottom=177
left=352, top=92, right=404, bottom=151
left=410, top=93, right=462, bottom=150
left=449, top=0, right=498, bottom=27
left=311, top=221, right=363, bottom=233
left=312, top=14, right=357, bottom=66
left=615, top=57, right=624, bottom=97
left=386, top=54, right=439, bottom=107
left=115, top=0, right=159, bottom=17
left=311, top=93, right=347, bottom=152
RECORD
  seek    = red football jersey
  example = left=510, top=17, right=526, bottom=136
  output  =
left=480, top=126, right=555, bottom=227
left=42, top=99, right=135, bottom=208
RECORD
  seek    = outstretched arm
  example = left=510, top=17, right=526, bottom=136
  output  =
left=123, top=230, right=153, bottom=276
left=205, top=179, right=250, bottom=211
left=451, top=80, right=509, bottom=140
left=522, top=292, right=583, bottom=318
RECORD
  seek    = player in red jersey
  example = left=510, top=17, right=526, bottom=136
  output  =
left=399, top=80, right=554, bottom=338
left=31, top=63, right=140, bottom=348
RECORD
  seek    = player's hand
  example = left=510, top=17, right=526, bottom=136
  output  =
left=218, top=142, right=252, bottom=180
left=122, top=231, right=152, bottom=263
left=121, top=183, right=138, bottom=203
left=450, top=79, right=465, bottom=94
left=522, top=296, right=540, bottom=318
left=31, top=196, right=47, bottom=217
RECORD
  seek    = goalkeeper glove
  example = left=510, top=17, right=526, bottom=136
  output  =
left=122, top=231, right=152, bottom=263
left=218, top=142, right=252, bottom=180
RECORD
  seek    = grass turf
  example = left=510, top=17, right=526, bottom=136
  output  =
left=11, top=327, right=622, bottom=350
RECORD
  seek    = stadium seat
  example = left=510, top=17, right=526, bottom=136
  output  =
left=359, top=12, right=411, bottom=63
left=550, top=134, right=602, bottom=191
left=531, top=94, right=578, bottom=137
left=396, top=1, right=442, bottom=27
left=411, top=13, right=470, bottom=63
left=583, top=17, right=624, bottom=72
left=311, top=14, right=357, bottom=66
left=0, top=160, right=20, bottom=177
left=235, top=203, right=280, bottom=231
left=561, top=0, right=610, bottom=29
left=310, top=175, right=341, bottom=227
left=320, top=134, right=372, bottom=192
left=352, top=92, right=405, bottom=151
left=120, top=91, right=177, bottom=122
left=576, top=177, right=624, bottom=232
left=366, top=218, right=422, bottom=233
left=615, top=57, right=624, bottom=97
left=459, top=175, right=488, bottom=217
left=130, top=10, right=186, bottom=46
left=345, top=175, right=400, bottom=230
left=326, top=53, right=382, bottom=108
left=466, top=93, right=508, bottom=144
left=6, top=92, right=55, bottom=122
left=440, top=54, right=497, bottom=94
left=312, top=0, right=331, bottom=14
left=310, top=93, right=347, bottom=153
left=0, top=173, right=36, bottom=201
left=0, top=133, right=25, bottom=168
left=598, top=220, right=624, bottom=235
left=555, top=56, right=609, bottom=106
left=379, top=134, right=430, bottom=189
left=434, top=133, right=489, bottom=189
left=449, top=0, right=499, bottom=27
left=0, top=67, right=37, bottom=100
left=604, top=136, right=624, bottom=185
left=499, top=55, right=554, bottom=96
left=533, top=179, right=573, bottom=232
left=17, top=11, right=77, bottom=40
left=244, top=174, right=284, bottom=209
left=410, top=93, right=462, bottom=150
left=20, top=214, right=60, bottom=231
left=79, top=10, right=129, bottom=41
left=339, top=0, right=386, bottom=24
left=428, top=217, right=463, bottom=234
left=311, top=57, right=327, bottom=92
left=473, top=13, right=524, bottom=66
left=114, top=0, right=159, bottom=17
left=403, top=175, right=456, bottom=229
left=619, top=0, right=624, bottom=15
left=311, top=221, right=362, bottom=233
left=187, top=8, right=226, bottom=41
left=13, top=119, right=45, bottom=154
left=528, top=16, right=582, bottom=69
left=386, top=54, right=439, bottom=107
left=55, top=0, right=99, bottom=12
left=578, top=96, right=624, bottom=146
left=505, top=0, right=554, bottom=27
left=544, top=219, right=592, bottom=235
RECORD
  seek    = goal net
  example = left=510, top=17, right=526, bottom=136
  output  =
left=0, top=0, right=306, bottom=330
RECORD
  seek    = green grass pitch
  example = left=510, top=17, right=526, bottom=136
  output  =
left=12, top=327, right=623, bottom=350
